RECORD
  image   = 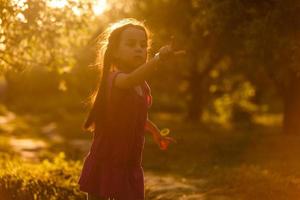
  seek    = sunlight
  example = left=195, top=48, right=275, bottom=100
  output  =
left=12, top=0, right=107, bottom=16
left=92, top=0, right=108, bottom=15
left=47, top=0, right=68, bottom=8
left=12, top=0, right=28, bottom=10
left=46, top=0, right=107, bottom=15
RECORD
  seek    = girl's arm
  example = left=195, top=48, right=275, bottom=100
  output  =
left=145, top=117, right=176, bottom=150
left=115, top=46, right=167, bottom=89
left=144, top=118, right=161, bottom=142
left=115, top=45, right=185, bottom=89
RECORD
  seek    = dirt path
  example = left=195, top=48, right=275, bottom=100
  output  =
left=145, top=171, right=207, bottom=199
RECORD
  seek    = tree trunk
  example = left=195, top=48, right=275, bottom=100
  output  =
left=186, top=69, right=203, bottom=122
left=186, top=57, right=212, bottom=122
left=283, top=72, right=300, bottom=134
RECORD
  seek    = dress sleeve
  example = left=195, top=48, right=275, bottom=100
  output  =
left=144, top=81, right=152, bottom=108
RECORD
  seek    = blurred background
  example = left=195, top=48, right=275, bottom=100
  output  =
left=0, top=0, right=300, bottom=199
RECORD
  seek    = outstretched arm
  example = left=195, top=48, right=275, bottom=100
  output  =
left=144, top=117, right=176, bottom=150
left=115, top=40, right=186, bottom=89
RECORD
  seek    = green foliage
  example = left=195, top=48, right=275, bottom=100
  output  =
left=2, top=0, right=300, bottom=125
left=126, top=0, right=300, bottom=125
left=0, top=152, right=85, bottom=200
left=203, top=74, right=258, bottom=127
left=0, top=0, right=98, bottom=73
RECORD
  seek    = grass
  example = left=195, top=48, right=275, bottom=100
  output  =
left=0, top=152, right=84, bottom=200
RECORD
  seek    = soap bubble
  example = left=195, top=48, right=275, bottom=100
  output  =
left=160, top=128, right=170, bottom=136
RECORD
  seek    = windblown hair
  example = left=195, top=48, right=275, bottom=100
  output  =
left=82, top=18, right=152, bottom=132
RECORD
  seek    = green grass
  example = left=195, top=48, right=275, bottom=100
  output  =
left=0, top=152, right=85, bottom=200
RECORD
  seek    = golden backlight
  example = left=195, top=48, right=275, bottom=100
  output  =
left=47, top=0, right=108, bottom=15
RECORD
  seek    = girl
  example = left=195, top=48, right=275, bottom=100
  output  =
left=78, top=18, right=184, bottom=200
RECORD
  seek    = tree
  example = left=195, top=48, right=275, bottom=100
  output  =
left=0, top=0, right=98, bottom=100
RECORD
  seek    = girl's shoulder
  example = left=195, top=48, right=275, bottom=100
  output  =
left=108, top=70, right=125, bottom=86
left=108, top=70, right=151, bottom=98
left=109, top=70, right=149, bottom=92
left=107, top=70, right=129, bottom=91
left=107, top=71, right=134, bottom=100
left=108, top=70, right=152, bottom=108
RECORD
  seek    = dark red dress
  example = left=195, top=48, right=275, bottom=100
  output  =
left=78, top=71, right=152, bottom=200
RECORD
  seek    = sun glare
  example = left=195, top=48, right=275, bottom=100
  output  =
left=46, top=0, right=107, bottom=15
left=92, top=0, right=108, bottom=15
left=47, top=0, right=68, bottom=8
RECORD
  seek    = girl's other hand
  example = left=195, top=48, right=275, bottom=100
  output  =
left=157, top=136, right=177, bottom=151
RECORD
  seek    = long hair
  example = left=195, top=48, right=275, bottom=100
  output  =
left=82, top=18, right=152, bottom=132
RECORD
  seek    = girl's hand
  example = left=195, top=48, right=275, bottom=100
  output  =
left=156, top=36, right=186, bottom=62
left=153, top=134, right=177, bottom=151
left=145, top=119, right=177, bottom=150
left=159, top=136, right=177, bottom=150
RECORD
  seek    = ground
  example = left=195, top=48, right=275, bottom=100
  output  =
left=1, top=107, right=300, bottom=199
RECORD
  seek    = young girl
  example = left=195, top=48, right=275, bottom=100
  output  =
left=78, top=18, right=183, bottom=200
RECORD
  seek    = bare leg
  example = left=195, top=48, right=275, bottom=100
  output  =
left=87, top=193, right=107, bottom=200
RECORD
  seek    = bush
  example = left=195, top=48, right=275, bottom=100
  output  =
left=0, top=152, right=85, bottom=200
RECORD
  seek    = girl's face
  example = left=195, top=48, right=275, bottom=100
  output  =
left=114, top=27, right=148, bottom=72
